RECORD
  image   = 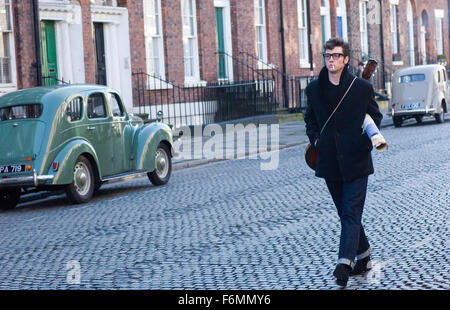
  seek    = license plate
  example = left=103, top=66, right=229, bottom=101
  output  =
left=0, top=165, right=26, bottom=174
left=401, top=103, right=420, bottom=109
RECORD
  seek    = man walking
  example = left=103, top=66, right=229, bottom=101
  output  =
left=304, top=38, right=383, bottom=288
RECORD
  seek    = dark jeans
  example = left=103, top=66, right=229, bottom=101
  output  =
left=326, top=177, right=371, bottom=266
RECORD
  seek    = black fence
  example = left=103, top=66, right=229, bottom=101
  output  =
left=132, top=71, right=279, bottom=128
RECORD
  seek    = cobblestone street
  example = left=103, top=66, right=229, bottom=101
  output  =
left=0, top=118, right=449, bottom=290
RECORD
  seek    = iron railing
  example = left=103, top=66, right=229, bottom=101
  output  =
left=41, top=76, right=71, bottom=86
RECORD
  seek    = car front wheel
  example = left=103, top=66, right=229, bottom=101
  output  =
left=0, top=189, right=21, bottom=210
left=435, top=104, right=445, bottom=123
left=148, top=143, right=172, bottom=186
left=65, top=155, right=95, bottom=204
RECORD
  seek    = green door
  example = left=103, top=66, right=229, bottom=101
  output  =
left=215, top=7, right=227, bottom=80
left=40, top=20, right=58, bottom=86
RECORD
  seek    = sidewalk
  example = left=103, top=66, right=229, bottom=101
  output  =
left=173, top=108, right=392, bottom=171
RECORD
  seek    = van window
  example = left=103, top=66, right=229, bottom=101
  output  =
left=0, top=104, right=43, bottom=121
left=87, top=93, right=107, bottom=119
left=399, top=74, right=425, bottom=83
left=66, top=97, right=83, bottom=122
left=442, top=70, right=447, bottom=82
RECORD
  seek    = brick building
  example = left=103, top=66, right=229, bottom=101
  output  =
left=1, top=0, right=449, bottom=117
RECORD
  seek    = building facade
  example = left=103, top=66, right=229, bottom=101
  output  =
left=1, top=0, right=449, bottom=114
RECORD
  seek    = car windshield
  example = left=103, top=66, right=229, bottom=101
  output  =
left=399, top=74, right=426, bottom=83
left=0, top=104, right=43, bottom=121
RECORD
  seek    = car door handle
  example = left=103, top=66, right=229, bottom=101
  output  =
left=87, top=126, right=96, bottom=131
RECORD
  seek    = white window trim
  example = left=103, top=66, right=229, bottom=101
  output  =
left=254, top=0, right=268, bottom=64
left=435, top=17, right=444, bottom=55
left=297, top=0, right=310, bottom=68
left=390, top=4, right=398, bottom=54
left=407, top=0, right=415, bottom=66
left=336, top=0, right=348, bottom=41
left=359, top=0, right=369, bottom=57
left=0, top=0, right=17, bottom=93
left=181, top=0, right=204, bottom=86
left=143, top=0, right=167, bottom=88
left=320, top=0, right=331, bottom=44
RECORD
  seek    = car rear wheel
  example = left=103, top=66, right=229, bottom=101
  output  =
left=0, top=189, right=21, bottom=210
left=148, top=143, right=172, bottom=186
left=393, top=116, right=403, bottom=127
left=65, top=156, right=95, bottom=204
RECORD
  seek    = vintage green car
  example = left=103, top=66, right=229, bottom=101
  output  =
left=0, top=85, right=174, bottom=210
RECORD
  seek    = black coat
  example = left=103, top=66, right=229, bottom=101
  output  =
left=304, top=66, right=383, bottom=182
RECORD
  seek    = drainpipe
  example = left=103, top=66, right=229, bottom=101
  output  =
left=306, top=0, right=314, bottom=77
left=279, top=0, right=289, bottom=108
left=32, top=0, right=42, bottom=86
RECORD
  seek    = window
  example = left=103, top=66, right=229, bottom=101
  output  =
left=297, top=0, right=309, bottom=66
left=66, top=97, right=83, bottom=122
left=254, top=0, right=268, bottom=63
left=359, top=0, right=369, bottom=57
left=436, top=17, right=443, bottom=55
left=399, top=74, right=425, bottom=83
left=87, top=93, right=107, bottom=119
left=181, top=0, right=200, bottom=81
left=110, top=93, right=124, bottom=117
left=390, top=4, right=398, bottom=54
left=336, top=0, right=348, bottom=41
left=143, top=0, right=165, bottom=79
left=0, top=0, right=13, bottom=84
left=90, top=0, right=117, bottom=6
left=0, top=104, right=43, bottom=121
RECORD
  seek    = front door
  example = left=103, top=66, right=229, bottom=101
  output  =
left=93, top=23, right=107, bottom=85
left=215, top=7, right=227, bottom=80
left=40, top=20, right=58, bottom=86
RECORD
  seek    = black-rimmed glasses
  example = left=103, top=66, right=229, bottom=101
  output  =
left=323, top=53, right=345, bottom=60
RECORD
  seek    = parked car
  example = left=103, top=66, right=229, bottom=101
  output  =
left=0, top=84, right=174, bottom=210
left=389, top=64, right=449, bottom=127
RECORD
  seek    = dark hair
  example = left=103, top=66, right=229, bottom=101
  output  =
left=323, top=37, right=350, bottom=58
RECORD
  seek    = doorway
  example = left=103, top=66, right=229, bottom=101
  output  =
left=40, top=20, right=58, bottom=86
left=93, top=22, right=107, bottom=85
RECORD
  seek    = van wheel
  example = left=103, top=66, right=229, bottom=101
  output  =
left=65, top=156, right=95, bottom=204
left=148, top=143, right=172, bottom=186
left=415, top=115, right=423, bottom=124
left=0, top=189, right=21, bottom=210
left=435, top=104, right=445, bottom=123
left=393, top=116, right=403, bottom=127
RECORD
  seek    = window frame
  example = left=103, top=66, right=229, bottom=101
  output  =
left=0, top=0, right=16, bottom=88
left=297, top=0, right=310, bottom=68
left=359, top=0, right=369, bottom=58
left=181, top=0, right=201, bottom=84
left=66, top=96, right=84, bottom=123
left=390, top=4, right=399, bottom=55
left=143, top=0, right=166, bottom=82
left=87, top=93, right=108, bottom=119
left=254, top=0, right=268, bottom=64
left=109, top=92, right=125, bottom=118
left=435, top=17, right=443, bottom=56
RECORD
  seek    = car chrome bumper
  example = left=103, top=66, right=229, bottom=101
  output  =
left=389, top=108, right=436, bottom=116
left=0, top=169, right=54, bottom=187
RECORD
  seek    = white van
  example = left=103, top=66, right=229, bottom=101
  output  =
left=389, top=64, right=449, bottom=127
